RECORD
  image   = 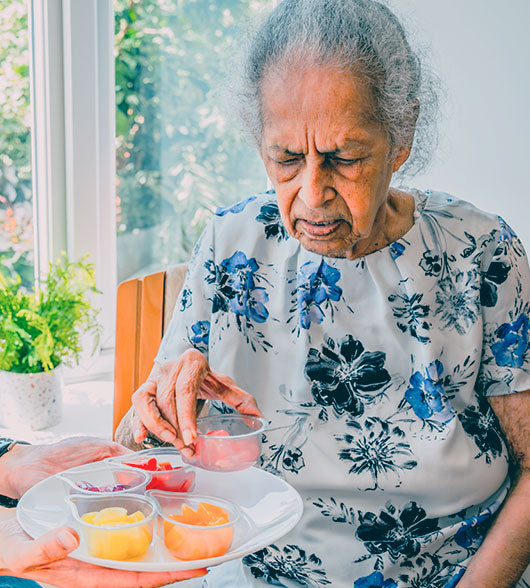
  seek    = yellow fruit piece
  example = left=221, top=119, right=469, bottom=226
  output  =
left=126, top=510, right=145, bottom=524
left=81, top=511, right=97, bottom=524
left=93, top=507, right=128, bottom=525
left=82, top=507, right=152, bottom=560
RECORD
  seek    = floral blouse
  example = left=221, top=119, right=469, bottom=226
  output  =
left=157, top=189, right=530, bottom=588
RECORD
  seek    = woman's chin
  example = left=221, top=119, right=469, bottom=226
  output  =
left=297, top=234, right=350, bottom=258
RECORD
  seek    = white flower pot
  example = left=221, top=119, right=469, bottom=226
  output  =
left=0, top=367, right=63, bottom=430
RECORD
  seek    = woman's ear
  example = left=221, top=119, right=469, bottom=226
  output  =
left=392, top=99, right=419, bottom=172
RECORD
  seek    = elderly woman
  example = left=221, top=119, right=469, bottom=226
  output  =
left=120, top=0, right=530, bottom=586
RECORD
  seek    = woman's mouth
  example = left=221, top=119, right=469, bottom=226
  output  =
left=296, top=219, right=344, bottom=238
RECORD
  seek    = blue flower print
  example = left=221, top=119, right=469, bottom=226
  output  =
left=454, top=512, right=493, bottom=550
left=498, top=216, right=516, bottom=244
left=491, top=314, right=530, bottom=368
left=256, top=201, right=289, bottom=241
left=354, top=571, right=397, bottom=588
left=219, top=251, right=269, bottom=323
left=444, top=569, right=465, bottom=588
left=215, top=195, right=257, bottom=216
left=205, top=251, right=272, bottom=352
left=390, top=242, right=405, bottom=260
left=229, top=284, right=269, bottom=323
left=404, top=360, right=455, bottom=426
left=296, top=261, right=342, bottom=329
left=188, top=320, right=210, bottom=350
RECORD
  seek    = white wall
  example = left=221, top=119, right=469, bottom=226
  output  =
left=392, top=0, right=530, bottom=247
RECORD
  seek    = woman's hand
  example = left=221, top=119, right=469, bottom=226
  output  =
left=131, top=349, right=262, bottom=452
left=0, top=517, right=207, bottom=588
left=3, top=437, right=131, bottom=499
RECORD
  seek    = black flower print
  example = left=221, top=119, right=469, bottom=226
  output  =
left=419, top=249, right=443, bottom=277
left=179, top=287, right=192, bottom=311
left=356, top=501, right=439, bottom=564
left=335, top=417, right=417, bottom=490
left=282, top=447, right=305, bottom=473
left=480, top=257, right=511, bottom=307
left=256, top=201, right=289, bottom=242
left=259, top=386, right=313, bottom=477
left=457, top=396, right=505, bottom=464
left=243, top=544, right=331, bottom=586
left=388, top=288, right=431, bottom=344
left=403, top=553, right=462, bottom=588
left=434, top=270, right=480, bottom=335
left=312, top=497, right=356, bottom=525
left=304, top=335, right=391, bottom=418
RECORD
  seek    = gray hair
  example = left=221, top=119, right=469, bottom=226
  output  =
left=234, top=0, right=439, bottom=177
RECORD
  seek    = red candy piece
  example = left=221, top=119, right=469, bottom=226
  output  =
left=194, top=428, right=259, bottom=470
left=206, top=429, right=230, bottom=437
left=123, top=457, right=181, bottom=472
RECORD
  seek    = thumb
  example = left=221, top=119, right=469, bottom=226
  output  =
left=1, top=520, right=79, bottom=574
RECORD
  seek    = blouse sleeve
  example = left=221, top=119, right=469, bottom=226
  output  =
left=155, top=219, right=215, bottom=364
left=478, top=217, right=530, bottom=396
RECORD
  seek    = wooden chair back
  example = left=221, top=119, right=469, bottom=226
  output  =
left=112, top=264, right=188, bottom=437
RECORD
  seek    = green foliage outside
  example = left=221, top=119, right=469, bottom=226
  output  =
left=0, top=254, right=101, bottom=373
left=0, top=0, right=271, bottom=287
left=114, top=0, right=271, bottom=280
left=0, top=0, right=33, bottom=288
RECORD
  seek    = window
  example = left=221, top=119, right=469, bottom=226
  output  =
left=114, top=0, right=272, bottom=282
left=0, top=0, right=33, bottom=288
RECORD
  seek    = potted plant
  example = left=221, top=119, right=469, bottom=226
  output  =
left=0, top=253, right=101, bottom=430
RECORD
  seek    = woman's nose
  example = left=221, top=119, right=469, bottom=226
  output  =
left=298, top=161, right=335, bottom=209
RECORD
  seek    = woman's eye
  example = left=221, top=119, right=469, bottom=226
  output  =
left=276, top=158, right=300, bottom=166
left=332, top=157, right=361, bottom=166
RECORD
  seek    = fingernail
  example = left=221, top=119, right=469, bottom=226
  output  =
left=160, top=430, right=175, bottom=443
left=57, top=529, right=78, bottom=551
left=182, top=429, right=194, bottom=445
left=181, top=447, right=194, bottom=458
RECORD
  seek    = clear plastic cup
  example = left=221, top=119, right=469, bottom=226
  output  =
left=57, top=463, right=150, bottom=496
left=148, top=490, right=241, bottom=560
left=107, top=447, right=196, bottom=492
left=65, top=493, right=155, bottom=561
left=182, top=414, right=267, bottom=472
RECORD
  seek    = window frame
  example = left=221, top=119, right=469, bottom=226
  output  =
left=30, top=0, right=116, bottom=378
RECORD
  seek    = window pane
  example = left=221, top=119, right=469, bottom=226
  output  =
left=114, top=0, right=272, bottom=282
left=0, top=0, right=33, bottom=288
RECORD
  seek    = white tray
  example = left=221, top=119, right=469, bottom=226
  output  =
left=17, top=461, right=303, bottom=572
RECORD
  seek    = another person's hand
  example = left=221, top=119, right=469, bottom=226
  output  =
left=3, top=437, right=131, bottom=499
left=0, top=517, right=207, bottom=588
left=132, top=349, right=262, bottom=452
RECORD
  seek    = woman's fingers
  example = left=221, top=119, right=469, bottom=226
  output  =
left=205, top=370, right=263, bottom=416
left=175, top=350, right=209, bottom=446
left=0, top=518, right=79, bottom=574
left=26, top=565, right=207, bottom=588
left=132, top=379, right=178, bottom=445
left=154, top=365, right=180, bottom=440
left=132, top=413, right=148, bottom=444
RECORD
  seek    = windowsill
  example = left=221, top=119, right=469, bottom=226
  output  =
left=0, top=379, right=114, bottom=445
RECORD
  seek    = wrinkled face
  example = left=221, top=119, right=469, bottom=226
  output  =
left=259, top=64, right=410, bottom=258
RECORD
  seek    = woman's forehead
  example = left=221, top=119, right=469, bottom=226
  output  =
left=260, top=63, right=383, bottom=146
